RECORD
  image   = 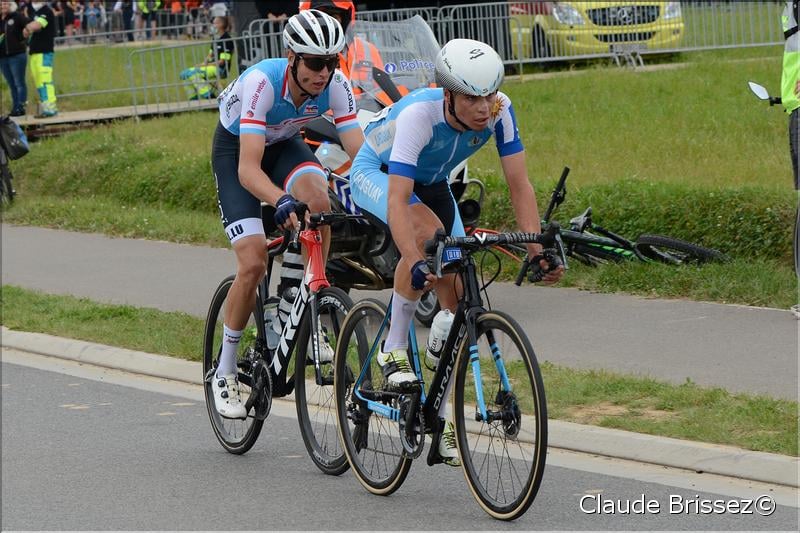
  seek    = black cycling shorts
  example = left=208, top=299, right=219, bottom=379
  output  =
left=211, top=122, right=326, bottom=243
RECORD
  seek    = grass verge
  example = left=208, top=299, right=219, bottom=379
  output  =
left=2, top=284, right=797, bottom=456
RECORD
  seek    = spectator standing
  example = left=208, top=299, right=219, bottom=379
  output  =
left=183, top=0, right=198, bottom=38
left=62, top=0, right=76, bottom=39
left=50, top=0, right=63, bottom=36
left=167, top=0, right=181, bottom=38
left=23, top=0, right=58, bottom=117
left=113, top=0, right=133, bottom=41
left=84, top=0, right=99, bottom=35
left=136, top=0, right=158, bottom=39
left=0, top=0, right=30, bottom=116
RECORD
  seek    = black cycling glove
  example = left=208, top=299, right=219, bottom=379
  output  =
left=274, top=194, right=298, bottom=227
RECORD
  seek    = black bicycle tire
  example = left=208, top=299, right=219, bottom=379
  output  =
left=294, top=286, right=353, bottom=476
left=334, top=298, right=413, bottom=495
left=415, top=289, right=440, bottom=327
left=203, top=275, right=265, bottom=454
left=453, top=310, right=548, bottom=521
left=634, top=234, right=726, bottom=264
left=0, top=162, right=14, bottom=206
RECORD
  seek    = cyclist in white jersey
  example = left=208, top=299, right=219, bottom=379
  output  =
left=350, top=38, right=564, bottom=465
left=210, top=9, right=364, bottom=419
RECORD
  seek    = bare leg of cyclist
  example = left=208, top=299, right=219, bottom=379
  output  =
left=219, top=235, right=268, bottom=376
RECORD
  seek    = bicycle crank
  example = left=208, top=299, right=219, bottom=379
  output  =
left=244, top=358, right=272, bottom=421
left=398, top=392, right=425, bottom=458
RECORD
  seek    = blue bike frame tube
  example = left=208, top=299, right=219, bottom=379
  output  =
left=354, top=302, right=400, bottom=421
left=469, top=344, right=489, bottom=421
left=487, top=333, right=512, bottom=392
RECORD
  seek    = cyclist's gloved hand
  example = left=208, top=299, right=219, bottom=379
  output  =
left=410, top=260, right=432, bottom=291
left=528, top=249, right=564, bottom=284
left=274, top=194, right=298, bottom=227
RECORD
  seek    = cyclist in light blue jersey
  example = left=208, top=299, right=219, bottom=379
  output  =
left=350, top=38, right=564, bottom=465
left=210, top=9, right=364, bottom=419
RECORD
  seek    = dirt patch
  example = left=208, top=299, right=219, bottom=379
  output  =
left=566, top=402, right=673, bottom=425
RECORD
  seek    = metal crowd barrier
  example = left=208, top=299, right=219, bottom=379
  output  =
left=26, top=1, right=783, bottom=115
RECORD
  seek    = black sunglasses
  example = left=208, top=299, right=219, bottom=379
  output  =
left=301, top=55, right=339, bottom=72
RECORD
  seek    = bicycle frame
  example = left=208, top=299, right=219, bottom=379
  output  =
left=351, top=253, right=510, bottom=435
left=259, top=226, right=331, bottom=397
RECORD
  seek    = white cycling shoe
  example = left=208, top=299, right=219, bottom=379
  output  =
left=212, top=373, right=247, bottom=419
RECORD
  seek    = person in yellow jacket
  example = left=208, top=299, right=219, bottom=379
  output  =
left=138, top=0, right=160, bottom=40
left=22, top=2, right=57, bottom=117
left=180, top=15, right=233, bottom=100
left=781, top=1, right=800, bottom=313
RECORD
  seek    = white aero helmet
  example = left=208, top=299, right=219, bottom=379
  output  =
left=283, top=9, right=345, bottom=56
left=435, top=39, right=504, bottom=96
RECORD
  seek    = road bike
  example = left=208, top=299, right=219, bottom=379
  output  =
left=203, top=204, right=364, bottom=475
left=333, top=222, right=565, bottom=520
left=414, top=166, right=727, bottom=325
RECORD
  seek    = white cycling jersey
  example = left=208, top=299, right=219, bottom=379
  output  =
left=216, top=58, right=359, bottom=143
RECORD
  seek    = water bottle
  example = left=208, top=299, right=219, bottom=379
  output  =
left=263, top=297, right=280, bottom=351
left=426, top=309, right=454, bottom=369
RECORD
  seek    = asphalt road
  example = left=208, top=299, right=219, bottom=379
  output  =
left=2, top=355, right=797, bottom=531
left=2, top=224, right=797, bottom=399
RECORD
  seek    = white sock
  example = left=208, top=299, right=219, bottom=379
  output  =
left=217, top=325, right=242, bottom=378
left=384, top=292, right=418, bottom=352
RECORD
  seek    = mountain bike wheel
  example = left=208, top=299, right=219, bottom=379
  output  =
left=415, top=289, right=440, bottom=327
left=203, top=275, right=265, bottom=454
left=453, top=310, right=547, bottom=521
left=295, top=286, right=353, bottom=476
left=334, top=298, right=413, bottom=495
left=634, top=234, right=726, bottom=265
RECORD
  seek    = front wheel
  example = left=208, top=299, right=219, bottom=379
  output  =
left=295, top=286, right=353, bottom=476
left=203, top=276, right=266, bottom=454
left=634, top=234, right=727, bottom=265
left=453, top=310, right=547, bottom=521
left=334, top=299, right=413, bottom=495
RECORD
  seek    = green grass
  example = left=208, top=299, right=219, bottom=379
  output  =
left=3, top=284, right=797, bottom=456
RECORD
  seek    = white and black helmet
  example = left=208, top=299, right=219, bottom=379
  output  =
left=435, top=39, right=504, bottom=96
left=283, top=9, right=345, bottom=56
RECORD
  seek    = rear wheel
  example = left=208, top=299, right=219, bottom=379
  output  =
left=295, top=286, right=353, bottom=476
left=453, top=310, right=547, bottom=520
left=634, top=234, right=726, bottom=265
left=334, top=299, right=413, bottom=495
left=203, top=276, right=265, bottom=454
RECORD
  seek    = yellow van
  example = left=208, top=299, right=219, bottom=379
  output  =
left=508, top=1, right=684, bottom=59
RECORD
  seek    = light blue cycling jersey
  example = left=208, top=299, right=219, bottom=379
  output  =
left=359, top=87, right=524, bottom=184
left=216, top=58, right=359, bottom=143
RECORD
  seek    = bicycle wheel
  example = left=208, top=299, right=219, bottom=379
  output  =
left=203, top=275, right=265, bottom=454
left=634, top=234, right=726, bottom=265
left=453, top=310, right=547, bottom=521
left=415, top=289, right=440, bottom=327
left=0, top=161, right=14, bottom=206
left=294, top=286, right=353, bottom=476
left=334, top=298, right=413, bottom=495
